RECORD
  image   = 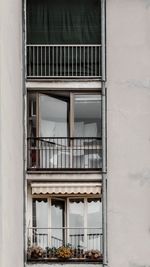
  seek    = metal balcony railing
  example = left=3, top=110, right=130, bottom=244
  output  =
left=27, top=45, right=102, bottom=78
left=27, top=137, right=102, bottom=171
left=27, top=227, right=103, bottom=262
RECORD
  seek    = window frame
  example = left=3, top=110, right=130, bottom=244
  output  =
left=31, top=195, right=101, bottom=229
left=27, top=90, right=102, bottom=139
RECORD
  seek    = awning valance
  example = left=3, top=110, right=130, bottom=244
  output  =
left=31, top=182, right=101, bottom=195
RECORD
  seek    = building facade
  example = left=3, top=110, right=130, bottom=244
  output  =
left=0, top=1, right=150, bottom=267
left=26, top=0, right=106, bottom=266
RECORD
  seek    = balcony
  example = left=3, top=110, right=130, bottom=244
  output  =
left=27, top=227, right=103, bottom=262
left=27, top=137, right=102, bottom=171
left=27, top=44, right=102, bottom=79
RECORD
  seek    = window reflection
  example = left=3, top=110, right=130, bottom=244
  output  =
left=51, top=199, right=65, bottom=247
left=39, top=94, right=68, bottom=138
left=87, top=198, right=102, bottom=251
left=74, top=95, right=101, bottom=138
left=69, top=199, right=84, bottom=248
left=32, top=199, right=48, bottom=247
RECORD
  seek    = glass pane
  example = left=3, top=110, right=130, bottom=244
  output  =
left=32, top=199, right=48, bottom=248
left=74, top=94, right=102, bottom=168
left=51, top=199, right=65, bottom=248
left=87, top=198, right=102, bottom=251
left=39, top=94, right=69, bottom=168
left=40, top=94, right=68, bottom=138
left=69, top=199, right=84, bottom=249
left=74, top=94, right=101, bottom=137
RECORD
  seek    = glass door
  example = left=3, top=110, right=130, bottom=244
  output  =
left=73, top=94, right=102, bottom=168
left=39, top=93, right=69, bottom=168
left=68, top=198, right=84, bottom=251
left=51, top=199, right=65, bottom=248
left=87, top=198, right=102, bottom=251
left=32, top=199, right=48, bottom=248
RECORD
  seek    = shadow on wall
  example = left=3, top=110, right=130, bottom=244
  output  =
left=145, top=0, right=150, bottom=8
left=129, top=169, right=150, bottom=186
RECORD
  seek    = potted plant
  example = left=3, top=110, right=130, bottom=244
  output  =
left=56, top=246, right=73, bottom=260
left=84, top=249, right=102, bottom=261
left=45, top=247, right=57, bottom=258
left=27, top=245, right=45, bottom=260
left=72, top=246, right=84, bottom=259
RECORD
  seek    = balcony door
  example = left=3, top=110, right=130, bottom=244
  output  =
left=39, top=93, right=69, bottom=138
left=51, top=199, right=65, bottom=248
left=39, top=93, right=70, bottom=168
left=31, top=197, right=102, bottom=256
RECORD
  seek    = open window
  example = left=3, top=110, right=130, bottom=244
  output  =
left=27, top=91, right=102, bottom=170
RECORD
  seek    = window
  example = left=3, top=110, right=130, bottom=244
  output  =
left=26, top=0, right=103, bottom=78
left=27, top=91, right=102, bottom=170
left=28, top=197, right=102, bottom=261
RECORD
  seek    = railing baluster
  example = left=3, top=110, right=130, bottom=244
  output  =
left=36, top=46, right=38, bottom=76
left=27, top=45, right=102, bottom=78
left=60, top=46, right=62, bottom=76
left=53, top=138, right=54, bottom=168
left=52, top=46, right=54, bottom=76
left=99, top=45, right=101, bottom=77
left=48, top=46, right=50, bottom=76
left=87, top=46, right=89, bottom=77
left=76, top=46, right=77, bottom=76
left=64, top=46, right=66, bottom=76
left=33, top=46, right=35, bottom=76
left=56, top=46, right=58, bottom=76
left=72, top=46, right=73, bottom=76
left=95, top=46, right=97, bottom=76
left=84, top=46, right=85, bottom=76
left=91, top=46, right=93, bottom=76
left=40, top=46, right=42, bottom=76
left=68, top=46, right=69, bottom=76
left=29, top=46, right=31, bottom=76
left=45, top=46, right=46, bottom=76
left=80, top=46, right=81, bottom=76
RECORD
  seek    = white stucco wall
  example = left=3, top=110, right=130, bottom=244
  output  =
left=107, top=1, right=150, bottom=267
left=1, top=1, right=150, bottom=267
left=26, top=173, right=102, bottom=181
left=0, top=0, right=24, bottom=266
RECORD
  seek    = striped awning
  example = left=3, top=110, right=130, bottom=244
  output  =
left=31, top=182, right=101, bottom=195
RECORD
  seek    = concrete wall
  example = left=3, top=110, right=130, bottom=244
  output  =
left=26, top=173, right=102, bottom=182
left=107, top=1, right=150, bottom=267
left=1, top=1, right=150, bottom=267
left=0, top=0, right=24, bottom=266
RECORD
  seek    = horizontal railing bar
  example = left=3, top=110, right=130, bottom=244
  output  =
left=27, top=76, right=102, bottom=78
left=27, top=137, right=101, bottom=140
left=27, top=44, right=102, bottom=47
left=28, top=227, right=102, bottom=230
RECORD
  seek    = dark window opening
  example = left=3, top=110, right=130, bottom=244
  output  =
left=27, top=0, right=101, bottom=45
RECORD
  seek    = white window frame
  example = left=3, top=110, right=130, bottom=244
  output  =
left=31, top=196, right=101, bottom=247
